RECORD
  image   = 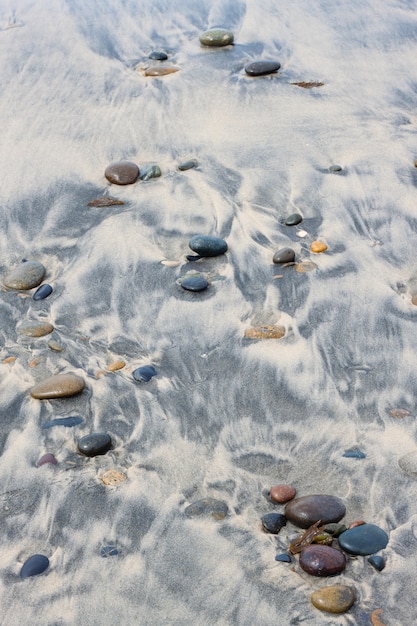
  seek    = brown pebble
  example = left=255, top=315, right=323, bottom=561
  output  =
left=87, top=197, right=124, bottom=207
left=2, top=356, right=16, bottom=364
left=101, top=469, right=127, bottom=486
left=299, top=545, right=346, bottom=576
left=412, top=294, right=417, bottom=306
left=310, top=241, right=328, bottom=253
left=388, top=408, right=410, bottom=418
left=270, top=484, right=296, bottom=503
left=105, top=161, right=139, bottom=185
left=29, top=358, right=41, bottom=368
left=30, top=372, right=86, bottom=399
left=95, top=370, right=107, bottom=379
left=48, top=340, right=64, bottom=352
left=107, top=360, right=126, bottom=372
left=244, top=325, right=286, bottom=339
left=295, top=261, right=317, bottom=273
left=292, top=81, right=324, bottom=88
left=144, top=66, right=179, bottom=76
left=311, top=585, right=355, bottom=614
left=17, top=321, right=54, bottom=337
left=371, top=609, right=386, bottom=626
left=348, top=520, right=366, bottom=529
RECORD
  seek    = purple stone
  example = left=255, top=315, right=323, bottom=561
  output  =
left=37, top=453, right=58, bottom=467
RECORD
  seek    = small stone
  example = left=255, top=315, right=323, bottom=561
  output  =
left=48, top=340, right=64, bottom=352
left=186, top=254, right=201, bottom=262
left=270, top=484, right=296, bottom=503
left=42, top=416, right=83, bottom=429
left=2, top=356, right=16, bottom=364
left=275, top=553, right=292, bottom=563
left=292, top=81, right=324, bottom=88
left=273, top=248, right=295, bottom=264
left=189, top=235, right=228, bottom=257
left=285, top=495, right=346, bottom=529
left=20, top=554, right=49, bottom=579
left=178, top=159, right=198, bottom=171
left=17, top=321, right=54, bottom=337
left=77, top=433, right=112, bottom=457
left=311, top=585, right=355, bottom=613
left=311, top=532, right=333, bottom=546
left=343, top=449, right=366, bottom=459
left=412, top=294, right=417, bottom=306
left=185, top=498, right=228, bottom=520
left=148, top=51, right=168, bottom=60
left=105, top=161, right=139, bottom=185
left=107, top=360, right=126, bottom=372
left=338, top=524, right=388, bottom=555
left=398, top=450, right=417, bottom=476
left=295, top=261, right=317, bottom=273
left=388, top=408, right=410, bottom=418
left=181, top=276, right=209, bottom=292
left=296, top=230, right=308, bottom=238
left=329, top=164, right=343, bottom=173
left=101, top=546, right=119, bottom=557
left=4, top=261, right=46, bottom=290
left=245, top=60, right=281, bottom=76
left=144, top=66, right=179, bottom=76
left=285, top=213, right=303, bottom=226
left=30, top=373, right=85, bottom=399
left=101, top=469, right=127, bottom=486
left=324, top=523, right=347, bottom=538
left=33, top=284, right=53, bottom=300
left=310, top=241, right=328, bottom=253
left=139, top=164, right=161, bottom=180
left=199, top=29, right=234, bottom=47
left=161, top=260, right=181, bottom=267
left=368, top=555, right=385, bottom=571
left=244, top=325, right=286, bottom=340
left=37, top=453, right=58, bottom=467
left=348, top=520, right=366, bottom=529
left=87, top=197, right=124, bottom=207
left=299, top=545, right=346, bottom=577
left=261, top=512, right=287, bottom=534
left=132, top=365, right=157, bottom=382
left=371, top=609, right=386, bottom=626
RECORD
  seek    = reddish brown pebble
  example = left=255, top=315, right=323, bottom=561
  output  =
left=37, top=453, right=58, bottom=467
left=105, top=161, right=139, bottom=185
left=299, top=545, right=346, bottom=577
left=270, top=484, right=296, bottom=503
left=348, top=520, right=366, bottom=529
left=388, top=408, right=410, bottom=418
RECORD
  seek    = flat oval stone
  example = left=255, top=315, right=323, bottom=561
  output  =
left=261, top=512, right=287, bottom=534
left=399, top=450, right=417, bottom=476
left=244, top=325, right=286, bottom=340
left=48, top=340, right=64, bottom=352
left=388, top=408, right=410, bottom=419
left=30, top=373, right=85, bottom=399
left=144, top=66, right=179, bottom=76
left=178, top=159, right=197, bottom=171
left=311, top=585, right=355, bottom=613
left=42, top=416, right=83, bottom=429
left=295, top=261, right=317, bottom=273
left=105, top=161, right=139, bottom=185
left=245, top=60, right=281, bottom=76
left=338, top=523, right=388, bottom=556
left=199, top=29, right=234, bottom=47
left=4, top=261, right=46, bottom=290
left=148, top=51, right=168, bottom=60
left=329, top=164, right=343, bottom=172
left=20, top=554, right=49, bottom=579
left=33, top=284, right=53, bottom=300
left=18, top=321, right=54, bottom=337
left=285, top=495, right=346, bottom=529
left=77, top=433, right=112, bottom=457
left=37, top=453, right=58, bottom=467
left=368, top=555, right=385, bottom=571
left=343, top=448, right=366, bottom=459
left=185, top=497, right=228, bottom=520
left=270, top=484, right=296, bottom=503
left=132, top=365, right=157, bottom=382
left=275, top=553, right=292, bottom=563
left=189, top=235, right=228, bottom=257
left=285, top=213, right=303, bottom=226
left=181, top=276, right=208, bottom=292
left=273, top=248, right=295, bottom=264
left=101, top=546, right=119, bottom=557
left=299, top=545, right=346, bottom=577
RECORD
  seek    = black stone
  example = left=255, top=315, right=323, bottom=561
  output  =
left=329, top=164, right=343, bottom=172
left=132, top=365, right=157, bottom=382
left=189, top=235, right=228, bottom=257
left=273, top=247, right=295, bottom=264
left=338, top=523, right=388, bottom=556
left=20, top=554, right=49, bottom=579
left=181, top=276, right=209, bottom=292
left=33, top=283, right=53, bottom=300
left=178, top=159, right=198, bottom=171
left=186, top=254, right=202, bottom=262
left=284, top=213, right=303, bottom=226
left=284, top=494, right=346, bottom=529
left=149, top=51, right=168, bottom=60
left=77, top=433, right=112, bottom=457
left=261, top=512, right=287, bottom=534
left=275, top=553, right=292, bottom=563
left=245, top=60, right=281, bottom=76
left=368, top=555, right=385, bottom=571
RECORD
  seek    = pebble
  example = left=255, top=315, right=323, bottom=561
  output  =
left=48, top=340, right=64, bottom=352
left=244, top=324, right=286, bottom=340
left=296, top=230, right=308, bottom=238
left=275, top=553, right=292, bottom=563
left=348, top=520, right=366, bottom=529
left=310, top=241, right=328, bottom=253
left=107, top=360, right=126, bottom=372
left=324, top=523, right=347, bottom=538
left=139, top=164, right=161, bottom=180
left=261, top=512, right=287, bottom=534
left=42, top=416, right=83, bottom=429
left=311, top=585, right=355, bottom=613
left=178, top=159, right=197, bottom=171
left=295, top=261, right=317, bottom=273
left=132, top=365, right=157, bottom=382
left=329, top=164, right=343, bottom=172
left=343, top=449, right=366, bottom=459
left=398, top=450, right=417, bottom=476
left=3, top=261, right=46, bottom=290
left=17, top=321, right=54, bottom=337
left=270, top=484, right=296, bottom=503
left=101, top=546, right=119, bottom=557
left=189, top=235, right=228, bottom=257
left=101, top=469, right=127, bottom=486
left=37, top=453, right=58, bottom=467
left=186, top=254, right=201, bottom=262
left=338, top=523, right=388, bottom=556
left=105, top=161, right=139, bottom=185
left=30, top=373, right=86, bottom=399
left=273, top=248, right=295, bottom=264
left=20, top=554, right=49, bottom=579
left=33, top=284, right=53, bottom=300
left=368, top=555, right=385, bottom=571
left=245, top=60, right=281, bottom=76
left=199, top=29, right=234, bottom=47
left=388, top=408, right=410, bottom=418
left=87, top=197, right=125, bottom=207
left=285, top=494, right=346, bottom=529
left=292, top=81, right=324, bottom=88
left=185, top=498, right=228, bottom=520
left=181, top=275, right=209, bottom=292
left=148, top=51, right=168, bottom=60
left=299, top=545, right=346, bottom=577
left=77, top=433, right=112, bottom=457
left=144, top=66, right=179, bottom=76
left=285, top=213, right=303, bottom=226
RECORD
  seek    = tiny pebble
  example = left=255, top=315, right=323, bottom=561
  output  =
left=269, top=484, right=296, bottom=503
left=148, top=51, right=168, bottom=60
left=295, top=261, right=317, bottom=273
left=20, top=554, right=50, bottom=579
left=244, top=325, right=285, bottom=340
left=310, top=241, right=328, bottom=253
left=275, top=553, right=292, bottom=563
left=178, top=159, right=198, bottom=171
left=329, top=164, right=343, bottom=172
left=101, top=469, right=127, bottom=486
left=296, top=230, right=308, bottom=238
left=368, top=555, right=385, bottom=571
left=144, top=66, right=179, bottom=76
left=199, top=29, right=234, bottom=47
left=261, top=512, right=287, bottom=534
left=285, top=213, right=303, bottom=226
left=181, top=276, right=209, bottom=292
left=343, top=449, right=366, bottom=459
left=107, top=361, right=126, bottom=372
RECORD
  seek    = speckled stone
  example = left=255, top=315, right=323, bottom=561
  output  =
left=185, top=498, right=228, bottom=520
left=261, top=512, right=287, bottom=534
left=245, top=60, right=281, bottom=76
left=101, top=469, right=127, bottom=486
left=270, top=484, right=296, bottom=503
left=20, top=554, right=49, bottom=579
left=368, top=555, right=385, bottom=571
left=285, top=213, right=303, bottom=226
left=189, top=235, right=228, bottom=257
left=105, top=161, right=139, bottom=185
left=4, top=261, right=46, bottom=290
left=273, top=248, right=295, bottom=264
left=311, top=585, right=355, bottom=613
left=284, top=495, right=346, bottom=529
left=199, top=29, right=234, bottom=47
left=244, top=325, right=286, bottom=340
left=338, top=524, right=388, bottom=556
left=149, top=51, right=168, bottom=60
left=30, top=373, right=85, bottom=399
left=17, top=321, right=54, bottom=337
left=300, top=545, right=346, bottom=577
left=77, top=433, right=112, bottom=457
left=33, top=284, right=53, bottom=300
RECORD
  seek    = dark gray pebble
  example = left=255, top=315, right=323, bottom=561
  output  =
left=367, top=555, right=385, bottom=571
left=181, top=276, right=209, bottom=292
left=132, top=365, right=157, bottom=382
left=284, top=213, right=303, bottom=226
left=245, top=60, right=281, bottom=76
left=20, top=554, right=49, bottom=579
left=77, top=433, right=112, bottom=457
left=186, top=254, right=202, bottom=262
left=33, top=284, right=53, bottom=300
left=178, top=159, right=198, bottom=171
left=275, top=553, right=292, bottom=563
left=149, top=51, right=168, bottom=60
left=261, top=512, right=287, bottom=534
left=139, top=164, right=161, bottom=180
left=273, top=247, right=295, bottom=264
left=189, top=235, right=228, bottom=257
left=343, top=449, right=366, bottom=459
left=338, top=523, right=388, bottom=556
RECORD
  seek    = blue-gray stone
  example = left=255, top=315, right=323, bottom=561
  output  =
left=284, top=213, right=303, bottom=226
left=186, top=254, right=202, bottom=262
left=33, top=283, right=53, bottom=300
left=181, top=276, right=209, bottom=292
left=149, top=51, right=168, bottom=60
left=77, top=433, right=112, bottom=457
left=42, top=416, right=83, bottom=429
left=189, top=235, right=228, bottom=257
left=20, top=554, right=49, bottom=579
left=261, top=512, right=287, bottom=534
left=343, top=449, right=366, bottom=459
left=101, top=546, right=119, bottom=557
left=367, top=555, right=385, bottom=571
left=338, top=524, right=388, bottom=556
left=132, top=365, right=157, bottom=382
left=329, top=164, right=342, bottom=172
left=275, top=553, right=292, bottom=563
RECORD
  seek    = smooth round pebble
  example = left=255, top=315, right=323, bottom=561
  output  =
left=48, top=340, right=64, bottom=352
left=261, top=512, right=287, bottom=534
left=185, top=498, right=228, bottom=520
left=244, top=325, right=285, bottom=340
left=181, top=276, right=209, bottom=292
left=30, top=373, right=85, bottom=399
left=296, top=230, right=308, bottom=238
left=285, top=494, right=346, bottom=529
left=37, top=453, right=58, bottom=467
left=77, top=433, right=112, bottom=457
left=338, top=523, right=388, bottom=556
left=299, top=545, right=346, bottom=577
left=4, top=261, right=46, bottom=290
left=101, top=469, right=127, bottom=486
left=20, top=554, right=49, bottom=579
left=132, top=365, right=157, bottom=382
left=33, top=284, right=53, bottom=300
left=199, top=29, right=234, bottom=47
left=329, top=164, right=343, bottom=172
left=270, top=484, right=296, bottom=503
left=107, top=360, right=126, bottom=372
left=399, top=450, right=417, bottom=476
left=311, top=585, right=355, bottom=613
left=368, top=555, right=385, bottom=571
left=17, top=321, right=54, bottom=337
left=285, top=213, right=303, bottom=226
left=101, top=546, right=119, bottom=557
left=189, top=235, right=228, bottom=257
left=273, top=248, right=295, bottom=264
left=148, top=51, right=168, bottom=60
left=310, top=241, right=328, bottom=253
left=105, top=161, right=139, bottom=185
left=245, top=60, right=281, bottom=76
left=178, top=159, right=197, bottom=171
left=275, top=553, right=292, bottom=563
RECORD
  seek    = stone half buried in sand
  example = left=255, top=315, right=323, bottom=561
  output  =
left=185, top=497, right=228, bottom=520
left=17, top=320, right=54, bottom=337
left=199, top=29, right=234, bottom=47
left=30, top=373, right=86, bottom=399
left=143, top=66, right=180, bottom=77
left=245, top=60, right=281, bottom=76
left=299, top=545, right=346, bottom=577
left=3, top=260, right=46, bottom=290
left=244, top=324, right=286, bottom=340
left=105, top=161, right=139, bottom=185
left=311, top=585, right=355, bottom=613
left=285, top=495, right=346, bottom=529
left=20, top=554, right=50, bottom=579
left=77, top=433, right=112, bottom=457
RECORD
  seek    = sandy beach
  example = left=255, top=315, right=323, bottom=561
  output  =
left=1, top=0, right=417, bottom=624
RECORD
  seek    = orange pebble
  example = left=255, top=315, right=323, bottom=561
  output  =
left=370, top=609, right=386, bottom=626
left=2, top=356, right=16, bottom=364
left=412, top=294, right=417, bottom=306
left=95, top=370, right=107, bottom=379
left=107, top=360, right=126, bottom=372
left=348, top=520, right=366, bottom=529
left=270, top=484, right=296, bottom=503
left=29, top=358, right=41, bottom=368
left=310, top=241, right=328, bottom=253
